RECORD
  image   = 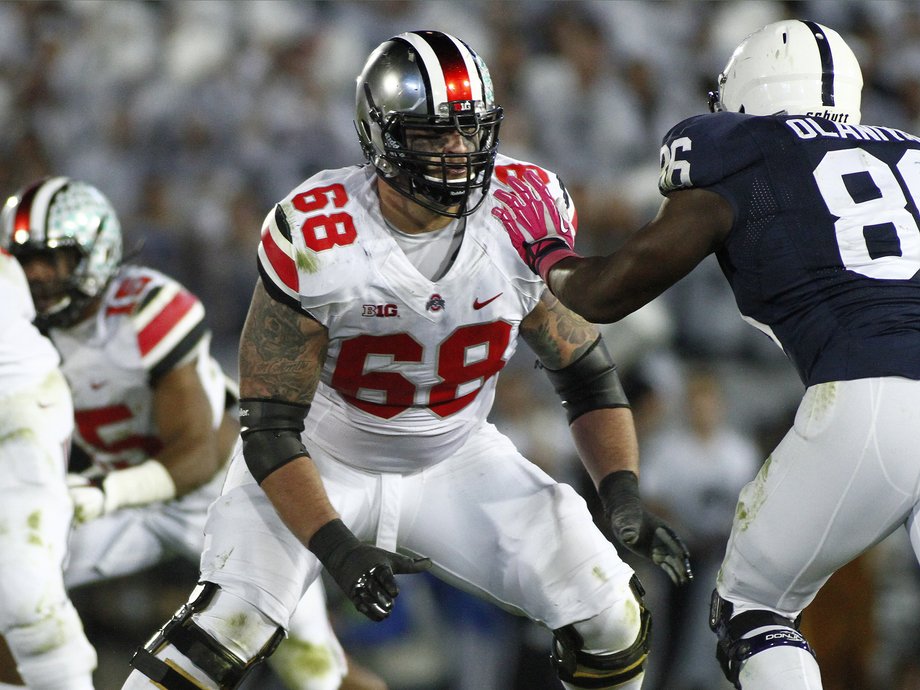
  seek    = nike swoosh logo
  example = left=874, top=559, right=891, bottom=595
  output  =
left=473, top=293, right=503, bottom=310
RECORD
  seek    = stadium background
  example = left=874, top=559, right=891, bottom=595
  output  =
left=4, top=1, right=920, bottom=688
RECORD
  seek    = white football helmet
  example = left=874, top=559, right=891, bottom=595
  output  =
left=709, top=19, right=863, bottom=124
left=355, top=30, right=503, bottom=218
left=1, top=177, right=122, bottom=329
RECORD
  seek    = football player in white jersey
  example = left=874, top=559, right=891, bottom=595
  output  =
left=0, top=249, right=96, bottom=689
left=122, top=30, right=692, bottom=690
left=0, top=178, right=382, bottom=690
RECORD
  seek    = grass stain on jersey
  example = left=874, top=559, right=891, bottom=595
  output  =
left=592, top=565, right=610, bottom=583
left=270, top=638, right=334, bottom=683
left=0, top=428, right=33, bottom=443
left=26, top=510, right=44, bottom=546
left=296, top=249, right=319, bottom=273
left=31, top=611, right=67, bottom=653
left=624, top=595, right=640, bottom=627
left=734, top=456, right=772, bottom=531
left=214, top=547, right=235, bottom=569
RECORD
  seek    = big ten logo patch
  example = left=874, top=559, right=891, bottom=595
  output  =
left=363, top=303, right=399, bottom=317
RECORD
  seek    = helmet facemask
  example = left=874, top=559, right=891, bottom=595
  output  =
left=16, top=246, right=91, bottom=330
left=356, top=31, right=504, bottom=218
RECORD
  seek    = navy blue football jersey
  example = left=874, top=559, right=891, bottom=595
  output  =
left=659, top=111, right=920, bottom=385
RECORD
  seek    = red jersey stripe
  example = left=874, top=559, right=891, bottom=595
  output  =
left=260, top=223, right=298, bottom=292
left=137, top=289, right=199, bottom=357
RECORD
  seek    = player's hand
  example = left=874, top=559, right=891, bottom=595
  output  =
left=491, top=168, right=578, bottom=282
left=598, top=470, right=693, bottom=586
left=309, top=518, right=431, bottom=621
left=66, top=472, right=106, bottom=524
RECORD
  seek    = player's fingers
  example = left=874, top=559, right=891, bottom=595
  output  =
left=490, top=205, right=515, bottom=227
left=523, top=169, right=562, bottom=229
left=506, top=173, right=538, bottom=203
left=495, top=189, right=536, bottom=230
left=392, top=554, right=432, bottom=575
left=493, top=189, right=515, bottom=207
left=356, top=598, right=391, bottom=622
left=655, top=525, right=690, bottom=557
left=659, top=560, right=682, bottom=586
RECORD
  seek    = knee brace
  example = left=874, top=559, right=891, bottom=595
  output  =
left=130, top=582, right=285, bottom=690
left=709, top=590, right=815, bottom=689
left=551, top=576, right=651, bottom=688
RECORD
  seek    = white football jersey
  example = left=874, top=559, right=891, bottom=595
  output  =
left=0, top=249, right=61, bottom=394
left=258, top=155, right=575, bottom=472
left=47, top=265, right=226, bottom=472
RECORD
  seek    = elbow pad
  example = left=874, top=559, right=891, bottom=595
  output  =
left=239, top=398, right=310, bottom=484
left=544, top=337, right=630, bottom=424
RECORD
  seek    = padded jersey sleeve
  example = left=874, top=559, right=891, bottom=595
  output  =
left=256, top=167, right=381, bottom=326
left=658, top=112, right=763, bottom=195
left=491, top=158, right=579, bottom=236
left=257, top=203, right=304, bottom=312
left=119, top=270, right=209, bottom=385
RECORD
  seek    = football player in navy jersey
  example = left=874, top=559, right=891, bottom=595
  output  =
left=492, top=18, right=920, bottom=690
left=121, top=29, right=691, bottom=690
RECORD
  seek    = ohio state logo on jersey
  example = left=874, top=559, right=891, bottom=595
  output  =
left=426, top=294, right=445, bottom=312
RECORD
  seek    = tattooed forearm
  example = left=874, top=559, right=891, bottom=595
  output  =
left=239, top=279, right=329, bottom=403
left=520, top=290, right=600, bottom=369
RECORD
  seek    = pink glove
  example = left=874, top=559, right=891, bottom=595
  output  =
left=491, top=168, right=579, bottom=282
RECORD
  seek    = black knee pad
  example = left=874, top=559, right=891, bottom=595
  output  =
left=551, top=575, right=651, bottom=688
left=130, top=582, right=285, bottom=690
left=709, top=589, right=815, bottom=689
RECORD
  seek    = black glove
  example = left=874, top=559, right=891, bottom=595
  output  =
left=598, top=470, right=693, bottom=586
left=308, top=518, right=431, bottom=621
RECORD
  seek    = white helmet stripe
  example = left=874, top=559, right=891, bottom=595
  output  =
left=14, top=176, right=68, bottom=244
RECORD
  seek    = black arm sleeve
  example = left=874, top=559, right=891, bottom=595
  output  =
left=239, top=398, right=310, bottom=484
left=543, top=336, right=630, bottom=424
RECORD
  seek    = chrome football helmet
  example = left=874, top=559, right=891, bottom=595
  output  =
left=355, top=30, right=503, bottom=218
left=1, top=177, right=122, bottom=329
left=708, top=20, right=863, bottom=124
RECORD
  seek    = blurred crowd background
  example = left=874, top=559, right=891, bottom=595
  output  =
left=5, top=1, right=920, bottom=688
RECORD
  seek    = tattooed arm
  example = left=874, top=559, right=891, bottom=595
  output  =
left=240, top=278, right=431, bottom=618
left=519, top=290, right=640, bottom=483
left=238, top=278, right=338, bottom=542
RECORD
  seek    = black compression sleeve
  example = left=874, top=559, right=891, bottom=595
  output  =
left=239, top=398, right=310, bottom=484
left=543, top=337, right=630, bottom=423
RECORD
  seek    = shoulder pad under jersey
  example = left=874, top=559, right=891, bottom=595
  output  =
left=109, top=266, right=208, bottom=383
left=257, top=166, right=375, bottom=316
left=658, top=112, right=763, bottom=194
left=491, top=155, right=578, bottom=234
